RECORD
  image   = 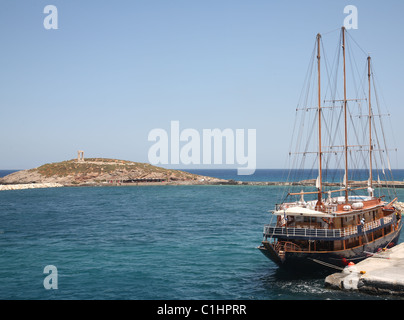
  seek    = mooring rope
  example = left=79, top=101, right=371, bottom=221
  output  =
left=309, top=258, right=344, bottom=271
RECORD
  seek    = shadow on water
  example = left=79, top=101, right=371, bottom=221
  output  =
left=273, top=266, right=332, bottom=281
left=256, top=264, right=402, bottom=300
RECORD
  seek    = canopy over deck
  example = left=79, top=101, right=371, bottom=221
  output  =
left=273, top=206, right=334, bottom=218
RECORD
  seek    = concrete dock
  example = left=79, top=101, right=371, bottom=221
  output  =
left=325, top=243, right=404, bottom=296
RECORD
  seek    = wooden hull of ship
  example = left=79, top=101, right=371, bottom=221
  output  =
left=258, top=224, right=402, bottom=272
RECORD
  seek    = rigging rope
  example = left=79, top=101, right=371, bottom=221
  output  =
left=281, top=28, right=397, bottom=202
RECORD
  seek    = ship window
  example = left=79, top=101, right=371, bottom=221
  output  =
left=303, top=217, right=316, bottom=223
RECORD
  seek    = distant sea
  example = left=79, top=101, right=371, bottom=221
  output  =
left=0, top=168, right=403, bottom=300
left=184, top=169, right=404, bottom=183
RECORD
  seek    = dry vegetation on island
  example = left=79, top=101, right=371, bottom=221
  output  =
left=0, top=158, right=225, bottom=186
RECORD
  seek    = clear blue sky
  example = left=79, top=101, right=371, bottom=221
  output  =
left=1, top=0, right=403, bottom=170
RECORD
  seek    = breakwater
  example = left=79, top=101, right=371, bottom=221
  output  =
left=231, top=180, right=404, bottom=188
left=0, top=183, right=63, bottom=191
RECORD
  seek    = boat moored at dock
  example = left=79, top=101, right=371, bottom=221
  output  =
left=258, top=27, right=402, bottom=271
left=259, top=195, right=402, bottom=269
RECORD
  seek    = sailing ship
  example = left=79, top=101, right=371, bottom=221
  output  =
left=258, top=27, right=402, bottom=270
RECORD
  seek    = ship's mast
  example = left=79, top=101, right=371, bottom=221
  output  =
left=342, top=26, right=349, bottom=203
left=316, top=33, right=323, bottom=207
left=368, top=56, right=373, bottom=192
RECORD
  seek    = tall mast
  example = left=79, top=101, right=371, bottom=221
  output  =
left=342, top=26, right=349, bottom=203
left=368, top=56, right=373, bottom=191
left=316, top=33, right=323, bottom=207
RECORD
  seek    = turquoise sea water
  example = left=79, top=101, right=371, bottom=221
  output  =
left=0, top=170, right=403, bottom=300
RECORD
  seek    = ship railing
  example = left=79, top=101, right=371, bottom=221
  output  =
left=275, top=241, right=302, bottom=253
left=264, top=213, right=395, bottom=239
left=362, top=219, right=382, bottom=232
left=340, top=225, right=357, bottom=237
left=325, top=205, right=338, bottom=214
left=263, top=225, right=342, bottom=238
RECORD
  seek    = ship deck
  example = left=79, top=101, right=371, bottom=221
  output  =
left=264, top=211, right=397, bottom=241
